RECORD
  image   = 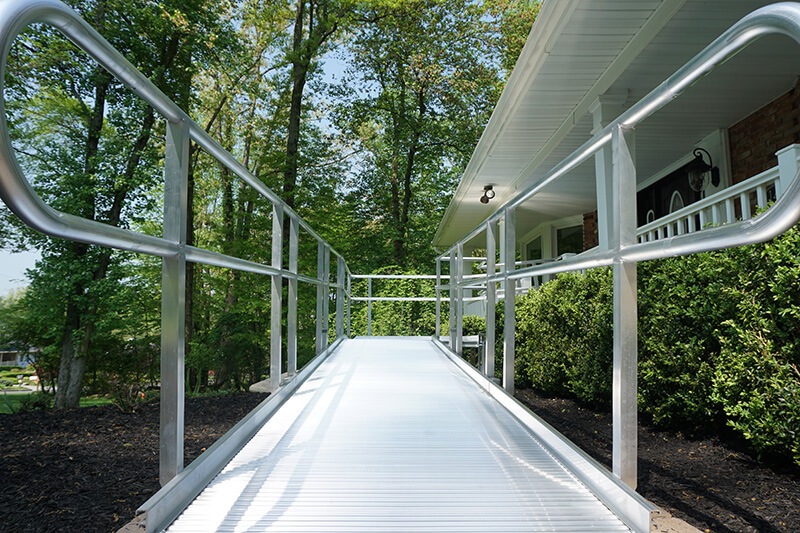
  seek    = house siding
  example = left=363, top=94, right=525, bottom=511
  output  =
left=729, top=80, right=800, bottom=184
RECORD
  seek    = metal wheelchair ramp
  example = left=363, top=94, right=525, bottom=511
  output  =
left=147, top=337, right=654, bottom=532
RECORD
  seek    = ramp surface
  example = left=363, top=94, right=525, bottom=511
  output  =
left=167, top=337, right=631, bottom=532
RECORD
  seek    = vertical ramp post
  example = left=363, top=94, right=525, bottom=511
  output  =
left=435, top=258, right=441, bottom=339
left=335, top=256, right=345, bottom=338
left=316, top=241, right=325, bottom=354
left=270, top=204, right=284, bottom=391
left=346, top=273, right=352, bottom=338
left=448, top=249, right=457, bottom=350
left=287, top=216, right=299, bottom=376
left=160, top=119, right=189, bottom=485
left=612, top=124, right=638, bottom=489
left=455, top=242, right=464, bottom=355
left=503, top=208, right=516, bottom=394
left=322, top=246, right=331, bottom=348
left=485, top=220, right=496, bottom=378
left=367, top=277, right=373, bottom=336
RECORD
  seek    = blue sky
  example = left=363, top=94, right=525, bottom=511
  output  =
left=0, top=249, right=38, bottom=296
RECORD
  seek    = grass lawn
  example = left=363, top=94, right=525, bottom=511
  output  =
left=0, top=392, right=113, bottom=414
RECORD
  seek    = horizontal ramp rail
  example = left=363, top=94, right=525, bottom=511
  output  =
left=158, top=338, right=655, bottom=533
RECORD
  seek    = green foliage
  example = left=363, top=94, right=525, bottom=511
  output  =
left=17, top=392, right=53, bottom=412
left=0, top=0, right=525, bottom=404
left=111, top=383, right=157, bottom=413
left=484, top=0, right=541, bottom=74
left=332, top=0, right=505, bottom=270
left=638, top=251, right=740, bottom=429
left=350, top=267, right=437, bottom=336
left=515, top=269, right=612, bottom=406
left=708, top=227, right=800, bottom=463
left=514, top=227, right=800, bottom=465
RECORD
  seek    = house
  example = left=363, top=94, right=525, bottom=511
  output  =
left=433, top=0, right=800, bottom=264
left=431, top=0, right=800, bottom=488
left=0, top=349, right=33, bottom=368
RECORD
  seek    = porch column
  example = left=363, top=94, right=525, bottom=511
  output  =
left=611, top=123, right=638, bottom=489
left=776, top=144, right=800, bottom=198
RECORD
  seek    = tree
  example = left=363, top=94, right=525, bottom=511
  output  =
left=3, top=0, right=230, bottom=407
left=331, top=1, right=505, bottom=269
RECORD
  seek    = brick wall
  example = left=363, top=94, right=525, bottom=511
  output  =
left=583, top=210, right=598, bottom=250
left=729, top=80, right=800, bottom=184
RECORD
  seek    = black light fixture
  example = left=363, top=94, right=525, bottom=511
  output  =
left=687, top=147, right=721, bottom=192
left=480, top=185, right=496, bottom=204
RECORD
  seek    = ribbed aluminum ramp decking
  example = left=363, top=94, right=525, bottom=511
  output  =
left=150, top=337, right=655, bottom=532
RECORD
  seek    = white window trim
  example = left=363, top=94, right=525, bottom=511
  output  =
left=520, top=214, right=583, bottom=260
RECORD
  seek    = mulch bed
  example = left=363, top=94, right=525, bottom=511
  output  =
left=515, top=389, right=800, bottom=533
left=1, top=390, right=799, bottom=532
left=0, top=393, right=267, bottom=533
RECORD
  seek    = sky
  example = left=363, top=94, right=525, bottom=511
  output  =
left=0, top=249, right=39, bottom=296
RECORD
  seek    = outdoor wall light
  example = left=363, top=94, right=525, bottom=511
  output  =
left=687, top=147, right=721, bottom=192
left=480, top=185, right=496, bottom=204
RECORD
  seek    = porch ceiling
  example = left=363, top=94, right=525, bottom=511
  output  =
left=434, top=0, right=800, bottom=249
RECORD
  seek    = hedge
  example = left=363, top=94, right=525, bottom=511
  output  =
left=514, top=226, right=800, bottom=465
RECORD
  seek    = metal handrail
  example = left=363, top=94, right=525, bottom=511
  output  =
left=0, top=0, right=345, bottom=269
left=438, top=2, right=800, bottom=491
left=350, top=273, right=440, bottom=335
left=0, top=0, right=350, bottom=486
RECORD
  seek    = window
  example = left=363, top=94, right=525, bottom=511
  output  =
left=556, top=225, right=583, bottom=256
left=526, top=236, right=542, bottom=262
left=669, top=190, right=685, bottom=213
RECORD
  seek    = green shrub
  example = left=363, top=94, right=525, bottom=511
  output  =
left=516, top=268, right=613, bottom=406
left=710, top=227, right=800, bottom=464
left=637, top=251, right=740, bottom=429
left=17, top=392, right=52, bottom=411
left=512, top=226, right=800, bottom=465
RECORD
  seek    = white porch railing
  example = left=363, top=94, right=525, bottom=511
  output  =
left=637, top=145, right=800, bottom=242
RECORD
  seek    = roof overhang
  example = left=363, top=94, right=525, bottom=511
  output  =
left=433, top=0, right=800, bottom=250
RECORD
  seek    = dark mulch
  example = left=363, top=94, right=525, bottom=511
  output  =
left=0, top=393, right=268, bottom=533
left=2, top=391, right=799, bottom=533
left=516, top=389, right=800, bottom=533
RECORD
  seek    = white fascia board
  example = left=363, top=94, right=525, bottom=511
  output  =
left=432, top=0, right=580, bottom=248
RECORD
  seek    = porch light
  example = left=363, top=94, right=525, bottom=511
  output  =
left=480, top=185, right=496, bottom=204
left=687, top=148, right=721, bottom=192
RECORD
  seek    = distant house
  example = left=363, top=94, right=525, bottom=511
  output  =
left=434, top=0, right=800, bottom=267
left=0, top=349, right=35, bottom=368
